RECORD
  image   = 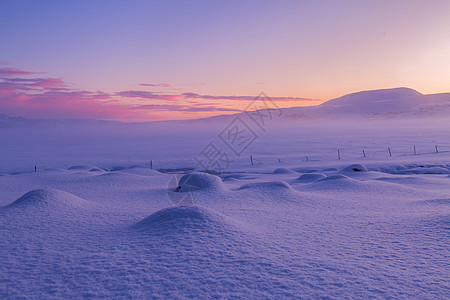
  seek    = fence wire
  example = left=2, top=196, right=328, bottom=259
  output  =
left=243, top=143, right=450, bottom=166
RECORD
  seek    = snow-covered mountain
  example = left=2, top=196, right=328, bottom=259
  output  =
left=192, top=88, right=450, bottom=123
left=314, top=88, right=424, bottom=115
left=286, top=88, right=450, bottom=119
left=2, top=88, right=450, bottom=128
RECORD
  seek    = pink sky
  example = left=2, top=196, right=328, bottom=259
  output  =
left=0, top=65, right=322, bottom=121
left=1, top=1, right=450, bottom=121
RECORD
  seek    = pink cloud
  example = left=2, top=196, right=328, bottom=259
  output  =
left=0, top=67, right=43, bottom=76
left=133, top=104, right=241, bottom=112
left=182, top=92, right=319, bottom=102
left=0, top=67, right=130, bottom=119
left=4, top=77, right=66, bottom=89
left=0, top=65, right=319, bottom=121
left=116, top=90, right=179, bottom=101
left=140, top=83, right=171, bottom=88
left=0, top=88, right=127, bottom=119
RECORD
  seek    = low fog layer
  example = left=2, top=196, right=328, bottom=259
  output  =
left=2, top=87, right=450, bottom=174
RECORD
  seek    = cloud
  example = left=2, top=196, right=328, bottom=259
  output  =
left=140, top=83, right=171, bottom=88
left=0, top=66, right=242, bottom=120
left=182, top=92, right=318, bottom=102
left=133, top=104, right=241, bottom=112
left=0, top=87, right=128, bottom=119
left=0, top=65, right=319, bottom=121
left=116, top=90, right=179, bottom=101
left=0, top=67, right=43, bottom=76
left=3, top=77, right=67, bottom=89
left=0, top=67, right=129, bottom=119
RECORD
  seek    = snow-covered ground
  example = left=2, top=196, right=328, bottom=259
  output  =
left=1, top=117, right=449, bottom=298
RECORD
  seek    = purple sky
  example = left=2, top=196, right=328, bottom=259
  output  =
left=1, top=0, right=450, bottom=121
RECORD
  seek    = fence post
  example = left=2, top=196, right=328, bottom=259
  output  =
left=306, top=156, right=309, bottom=162
left=388, top=148, right=392, bottom=157
left=435, top=145, right=439, bottom=153
left=338, top=150, right=341, bottom=160
left=414, top=145, right=417, bottom=155
left=363, top=150, right=366, bottom=158
left=250, top=155, right=254, bottom=165
left=150, top=160, right=153, bottom=169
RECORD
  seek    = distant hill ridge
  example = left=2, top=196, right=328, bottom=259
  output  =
left=192, top=87, right=450, bottom=123
left=2, top=88, right=450, bottom=127
left=0, top=114, right=121, bottom=128
left=302, top=87, right=450, bottom=118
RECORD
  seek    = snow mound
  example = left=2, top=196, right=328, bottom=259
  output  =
left=116, top=167, right=161, bottom=176
left=95, top=171, right=153, bottom=182
left=321, top=168, right=339, bottom=172
left=238, top=181, right=292, bottom=190
left=296, top=173, right=326, bottom=183
left=398, top=167, right=450, bottom=175
left=293, top=167, right=319, bottom=173
left=416, top=198, right=450, bottom=205
left=273, top=168, right=296, bottom=174
left=177, top=172, right=224, bottom=192
left=318, top=174, right=351, bottom=181
left=98, top=172, right=130, bottom=178
left=0, top=189, right=102, bottom=232
left=133, top=205, right=236, bottom=232
left=341, top=164, right=368, bottom=172
left=3, top=189, right=91, bottom=210
left=376, top=176, right=437, bottom=185
left=222, top=173, right=256, bottom=180
left=68, top=165, right=96, bottom=171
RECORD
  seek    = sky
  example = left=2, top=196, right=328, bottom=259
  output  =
left=1, top=0, right=450, bottom=121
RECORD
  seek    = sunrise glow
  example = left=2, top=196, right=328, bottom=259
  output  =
left=2, top=0, right=450, bottom=121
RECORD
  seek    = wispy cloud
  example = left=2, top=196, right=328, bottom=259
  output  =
left=116, top=90, right=179, bottom=101
left=0, top=65, right=318, bottom=121
left=134, top=104, right=241, bottom=112
left=140, top=83, right=171, bottom=88
left=0, top=67, right=126, bottom=119
left=3, top=77, right=67, bottom=89
left=182, top=92, right=318, bottom=102
left=0, top=67, right=43, bottom=76
left=0, top=89, right=127, bottom=119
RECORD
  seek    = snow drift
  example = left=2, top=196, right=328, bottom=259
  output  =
left=133, top=205, right=240, bottom=234
left=296, top=173, right=326, bottom=183
left=177, top=172, right=224, bottom=192
left=3, top=189, right=91, bottom=210
left=238, top=181, right=292, bottom=191
left=341, top=164, right=368, bottom=173
left=273, top=168, right=297, bottom=174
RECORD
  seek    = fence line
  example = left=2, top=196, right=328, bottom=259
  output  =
left=21, top=143, right=450, bottom=174
left=245, top=143, right=450, bottom=166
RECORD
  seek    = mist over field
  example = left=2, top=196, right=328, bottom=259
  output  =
left=3, top=88, right=450, bottom=174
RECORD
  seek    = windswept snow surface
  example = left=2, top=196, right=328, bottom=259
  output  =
left=1, top=119, right=450, bottom=298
